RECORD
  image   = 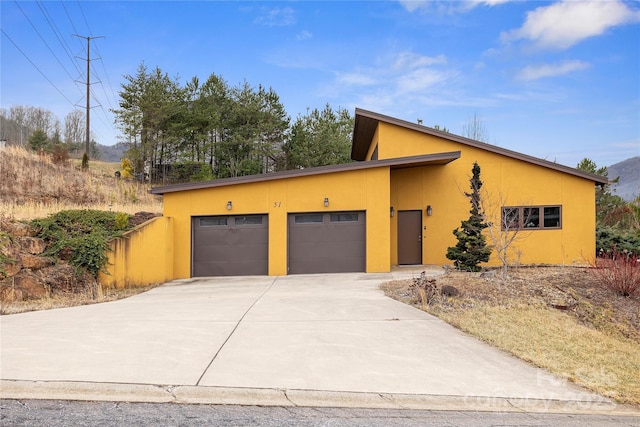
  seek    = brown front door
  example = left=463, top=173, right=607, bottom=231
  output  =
left=398, top=210, right=422, bottom=265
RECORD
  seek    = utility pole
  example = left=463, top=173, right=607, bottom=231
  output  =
left=73, top=34, right=104, bottom=165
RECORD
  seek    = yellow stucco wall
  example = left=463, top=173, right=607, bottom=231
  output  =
left=382, top=122, right=596, bottom=267
left=99, top=216, right=174, bottom=288
left=163, top=167, right=391, bottom=278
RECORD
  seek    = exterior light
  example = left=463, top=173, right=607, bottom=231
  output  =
left=324, top=197, right=329, bottom=207
left=390, top=207, right=395, bottom=217
left=227, top=201, right=232, bottom=210
left=426, top=205, right=433, bottom=216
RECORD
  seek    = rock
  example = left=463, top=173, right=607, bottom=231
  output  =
left=0, top=219, right=35, bottom=237
left=1, top=255, right=22, bottom=277
left=16, top=236, right=47, bottom=255
left=39, top=263, right=94, bottom=295
left=12, top=271, right=48, bottom=299
left=441, top=284, right=460, bottom=297
left=20, top=254, right=54, bottom=270
left=0, top=237, right=20, bottom=259
left=0, top=282, right=24, bottom=303
left=480, top=271, right=495, bottom=279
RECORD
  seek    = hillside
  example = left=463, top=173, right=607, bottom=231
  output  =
left=96, top=142, right=127, bottom=163
left=0, top=145, right=162, bottom=221
left=608, top=156, right=640, bottom=201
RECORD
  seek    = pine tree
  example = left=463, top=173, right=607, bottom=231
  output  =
left=446, top=162, right=492, bottom=271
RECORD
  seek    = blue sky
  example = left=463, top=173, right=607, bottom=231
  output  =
left=2, top=1, right=639, bottom=169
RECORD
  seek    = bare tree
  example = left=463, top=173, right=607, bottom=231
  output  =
left=64, top=110, right=86, bottom=154
left=480, top=190, right=533, bottom=279
left=462, top=112, right=489, bottom=143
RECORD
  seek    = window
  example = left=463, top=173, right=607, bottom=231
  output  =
left=235, top=215, right=263, bottom=226
left=330, top=213, right=359, bottom=222
left=294, top=214, right=323, bottom=224
left=200, top=217, right=227, bottom=227
left=501, top=206, right=561, bottom=230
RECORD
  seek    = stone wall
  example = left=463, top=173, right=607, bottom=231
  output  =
left=0, top=219, right=94, bottom=303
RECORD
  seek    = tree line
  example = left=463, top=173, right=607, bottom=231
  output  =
left=111, top=63, right=353, bottom=183
left=0, top=106, right=100, bottom=160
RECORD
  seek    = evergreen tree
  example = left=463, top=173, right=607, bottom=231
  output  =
left=28, top=129, right=48, bottom=151
left=446, top=162, right=492, bottom=271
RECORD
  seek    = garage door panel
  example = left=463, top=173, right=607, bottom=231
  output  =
left=194, top=260, right=267, bottom=276
left=288, top=211, right=365, bottom=274
left=192, top=215, right=268, bottom=277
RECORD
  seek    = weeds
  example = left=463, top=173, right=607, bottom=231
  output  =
left=0, top=145, right=161, bottom=221
left=409, top=271, right=439, bottom=307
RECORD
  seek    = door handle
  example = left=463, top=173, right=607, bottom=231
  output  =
left=418, top=235, right=422, bottom=242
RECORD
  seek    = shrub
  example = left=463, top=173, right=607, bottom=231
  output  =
left=114, top=212, right=130, bottom=230
left=31, top=210, right=132, bottom=277
left=591, top=248, right=640, bottom=297
left=409, top=271, right=439, bottom=307
left=596, top=226, right=640, bottom=257
left=121, top=158, right=134, bottom=179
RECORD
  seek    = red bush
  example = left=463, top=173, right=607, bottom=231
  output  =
left=591, top=248, right=640, bottom=297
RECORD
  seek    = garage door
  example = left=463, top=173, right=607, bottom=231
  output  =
left=288, top=211, right=366, bottom=274
left=192, top=214, right=268, bottom=276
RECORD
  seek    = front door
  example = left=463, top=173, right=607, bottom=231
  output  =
left=398, top=210, right=422, bottom=265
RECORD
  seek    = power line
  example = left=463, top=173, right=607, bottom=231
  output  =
left=74, top=1, right=118, bottom=133
left=13, top=1, right=83, bottom=95
left=35, top=0, right=84, bottom=79
left=1, top=29, right=75, bottom=106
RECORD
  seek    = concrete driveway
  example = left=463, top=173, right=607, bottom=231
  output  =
left=0, top=273, right=634, bottom=414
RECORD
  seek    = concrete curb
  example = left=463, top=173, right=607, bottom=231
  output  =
left=2, top=380, right=639, bottom=417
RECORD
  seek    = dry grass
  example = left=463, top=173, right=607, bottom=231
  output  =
left=0, top=145, right=162, bottom=221
left=0, top=284, right=161, bottom=315
left=438, top=304, right=639, bottom=406
left=381, top=267, right=640, bottom=407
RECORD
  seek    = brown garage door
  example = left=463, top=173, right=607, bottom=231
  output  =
left=192, top=214, right=268, bottom=276
left=288, top=211, right=366, bottom=274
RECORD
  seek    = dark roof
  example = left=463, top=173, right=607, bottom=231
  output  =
left=150, top=151, right=461, bottom=195
left=352, top=108, right=609, bottom=185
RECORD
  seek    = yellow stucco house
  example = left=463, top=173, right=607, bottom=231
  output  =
left=101, top=109, right=608, bottom=286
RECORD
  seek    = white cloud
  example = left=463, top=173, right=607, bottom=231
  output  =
left=516, top=60, right=590, bottom=81
left=296, top=30, right=313, bottom=41
left=331, top=51, right=453, bottom=95
left=319, top=50, right=460, bottom=115
left=397, top=68, right=453, bottom=92
left=392, top=52, right=447, bottom=70
left=398, top=1, right=428, bottom=13
left=254, top=7, right=296, bottom=27
left=502, top=0, right=640, bottom=50
left=399, top=0, right=512, bottom=13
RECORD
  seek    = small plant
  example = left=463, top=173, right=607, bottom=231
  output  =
left=121, top=158, right=134, bottom=179
left=590, top=248, right=640, bottom=297
left=114, top=212, right=130, bottom=230
left=409, top=271, right=439, bottom=307
left=81, top=152, right=89, bottom=169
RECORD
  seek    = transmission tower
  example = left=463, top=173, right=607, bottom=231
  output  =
left=73, top=34, right=104, bottom=162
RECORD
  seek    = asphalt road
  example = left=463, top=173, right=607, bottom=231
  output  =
left=1, top=399, right=639, bottom=427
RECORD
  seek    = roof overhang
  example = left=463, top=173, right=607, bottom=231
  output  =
left=150, top=151, right=461, bottom=195
left=351, top=108, right=609, bottom=186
